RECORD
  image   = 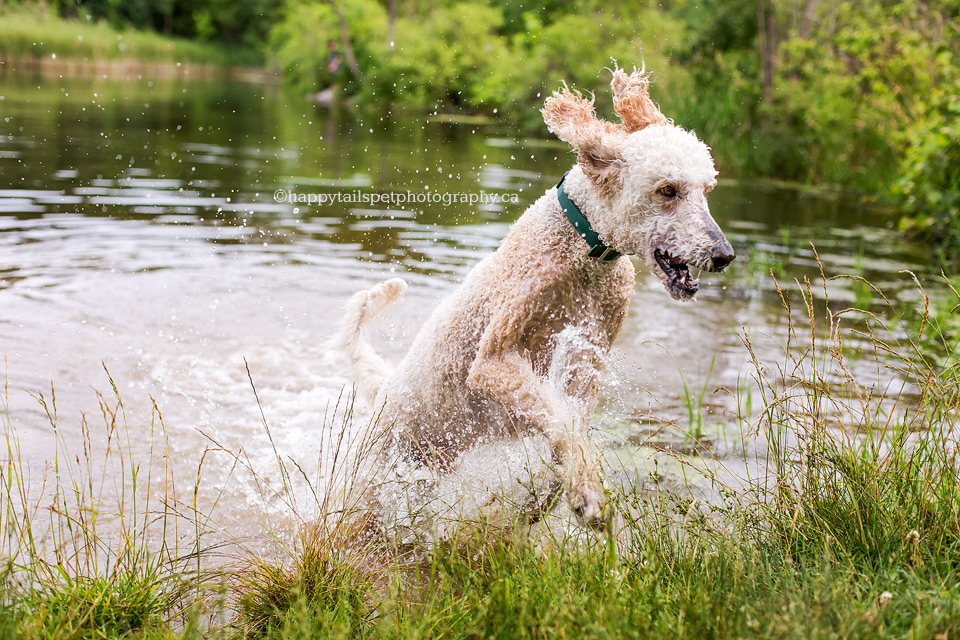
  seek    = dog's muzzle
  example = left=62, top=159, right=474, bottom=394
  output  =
left=707, top=238, right=735, bottom=272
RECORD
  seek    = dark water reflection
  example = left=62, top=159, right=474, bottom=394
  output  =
left=0, top=74, right=947, bottom=534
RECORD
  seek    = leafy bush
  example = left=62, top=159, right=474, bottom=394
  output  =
left=774, top=1, right=955, bottom=190
left=895, top=91, right=960, bottom=260
left=358, top=3, right=510, bottom=110
left=268, top=0, right=686, bottom=123
left=267, top=0, right=387, bottom=98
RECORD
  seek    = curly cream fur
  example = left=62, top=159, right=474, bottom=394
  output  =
left=611, top=67, right=670, bottom=132
left=333, top=68, right=734, bottom=528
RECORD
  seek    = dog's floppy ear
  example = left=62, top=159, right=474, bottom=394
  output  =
left=610, top=68, right=668, bottom=133
left=542, top=85, right=624, bottom=194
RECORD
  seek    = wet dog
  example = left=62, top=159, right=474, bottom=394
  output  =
left=333, top=68, right=734, bottom=527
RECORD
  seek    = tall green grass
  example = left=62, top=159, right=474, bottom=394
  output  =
left=0, top=7, right=262, bottom=67
left=0, top=366, right=217, bottom=637
left=747, top=265, right=960, bottom=571
left=2, top=264, right=958, bottom=638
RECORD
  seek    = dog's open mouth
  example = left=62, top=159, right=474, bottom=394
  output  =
left=654, top=248, right=699, bottom=297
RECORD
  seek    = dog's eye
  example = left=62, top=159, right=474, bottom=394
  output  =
left=659, top=185, right=677, bottom=198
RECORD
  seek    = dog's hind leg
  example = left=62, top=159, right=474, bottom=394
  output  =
left=331, top=278, right=407, bottom=405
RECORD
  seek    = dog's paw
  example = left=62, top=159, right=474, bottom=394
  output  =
left=566, top=472, right=609, bottom=530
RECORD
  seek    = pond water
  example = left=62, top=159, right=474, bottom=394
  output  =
left=0, top=74, right=946, bottom=542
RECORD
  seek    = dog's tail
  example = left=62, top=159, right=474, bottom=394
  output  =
left=330, top=278, right=407, bottom=406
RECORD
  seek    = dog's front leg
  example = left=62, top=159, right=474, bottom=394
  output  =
left=466, top=314, right=607, bottom=527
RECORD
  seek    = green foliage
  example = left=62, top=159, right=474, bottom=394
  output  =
left=267, top=0, right=386, bottom=97
left=361, top=3, right=510, bottom=109
left=895, top=91, right=960, bottom=260
left=268, top=0, right=685, bottom=129
left=678, top=0, right=960, bottom=261
left=774, top=1, right=957, bottom=190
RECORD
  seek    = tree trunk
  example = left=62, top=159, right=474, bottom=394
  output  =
left=756, top=0, right=776, bottom=104
left=387, top=0, right=397, bottom=46
left=327, top=0, right=362, bottom=82
left=800, top=0, right=819, bottom=38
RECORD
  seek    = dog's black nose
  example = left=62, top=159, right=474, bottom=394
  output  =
left=710, top=247, right=735, bottom=271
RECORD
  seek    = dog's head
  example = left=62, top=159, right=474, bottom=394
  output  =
left=542, top=69, right=735, bottom=301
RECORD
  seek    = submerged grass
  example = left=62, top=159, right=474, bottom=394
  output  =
left=2, top=263, right=959, bottom=638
